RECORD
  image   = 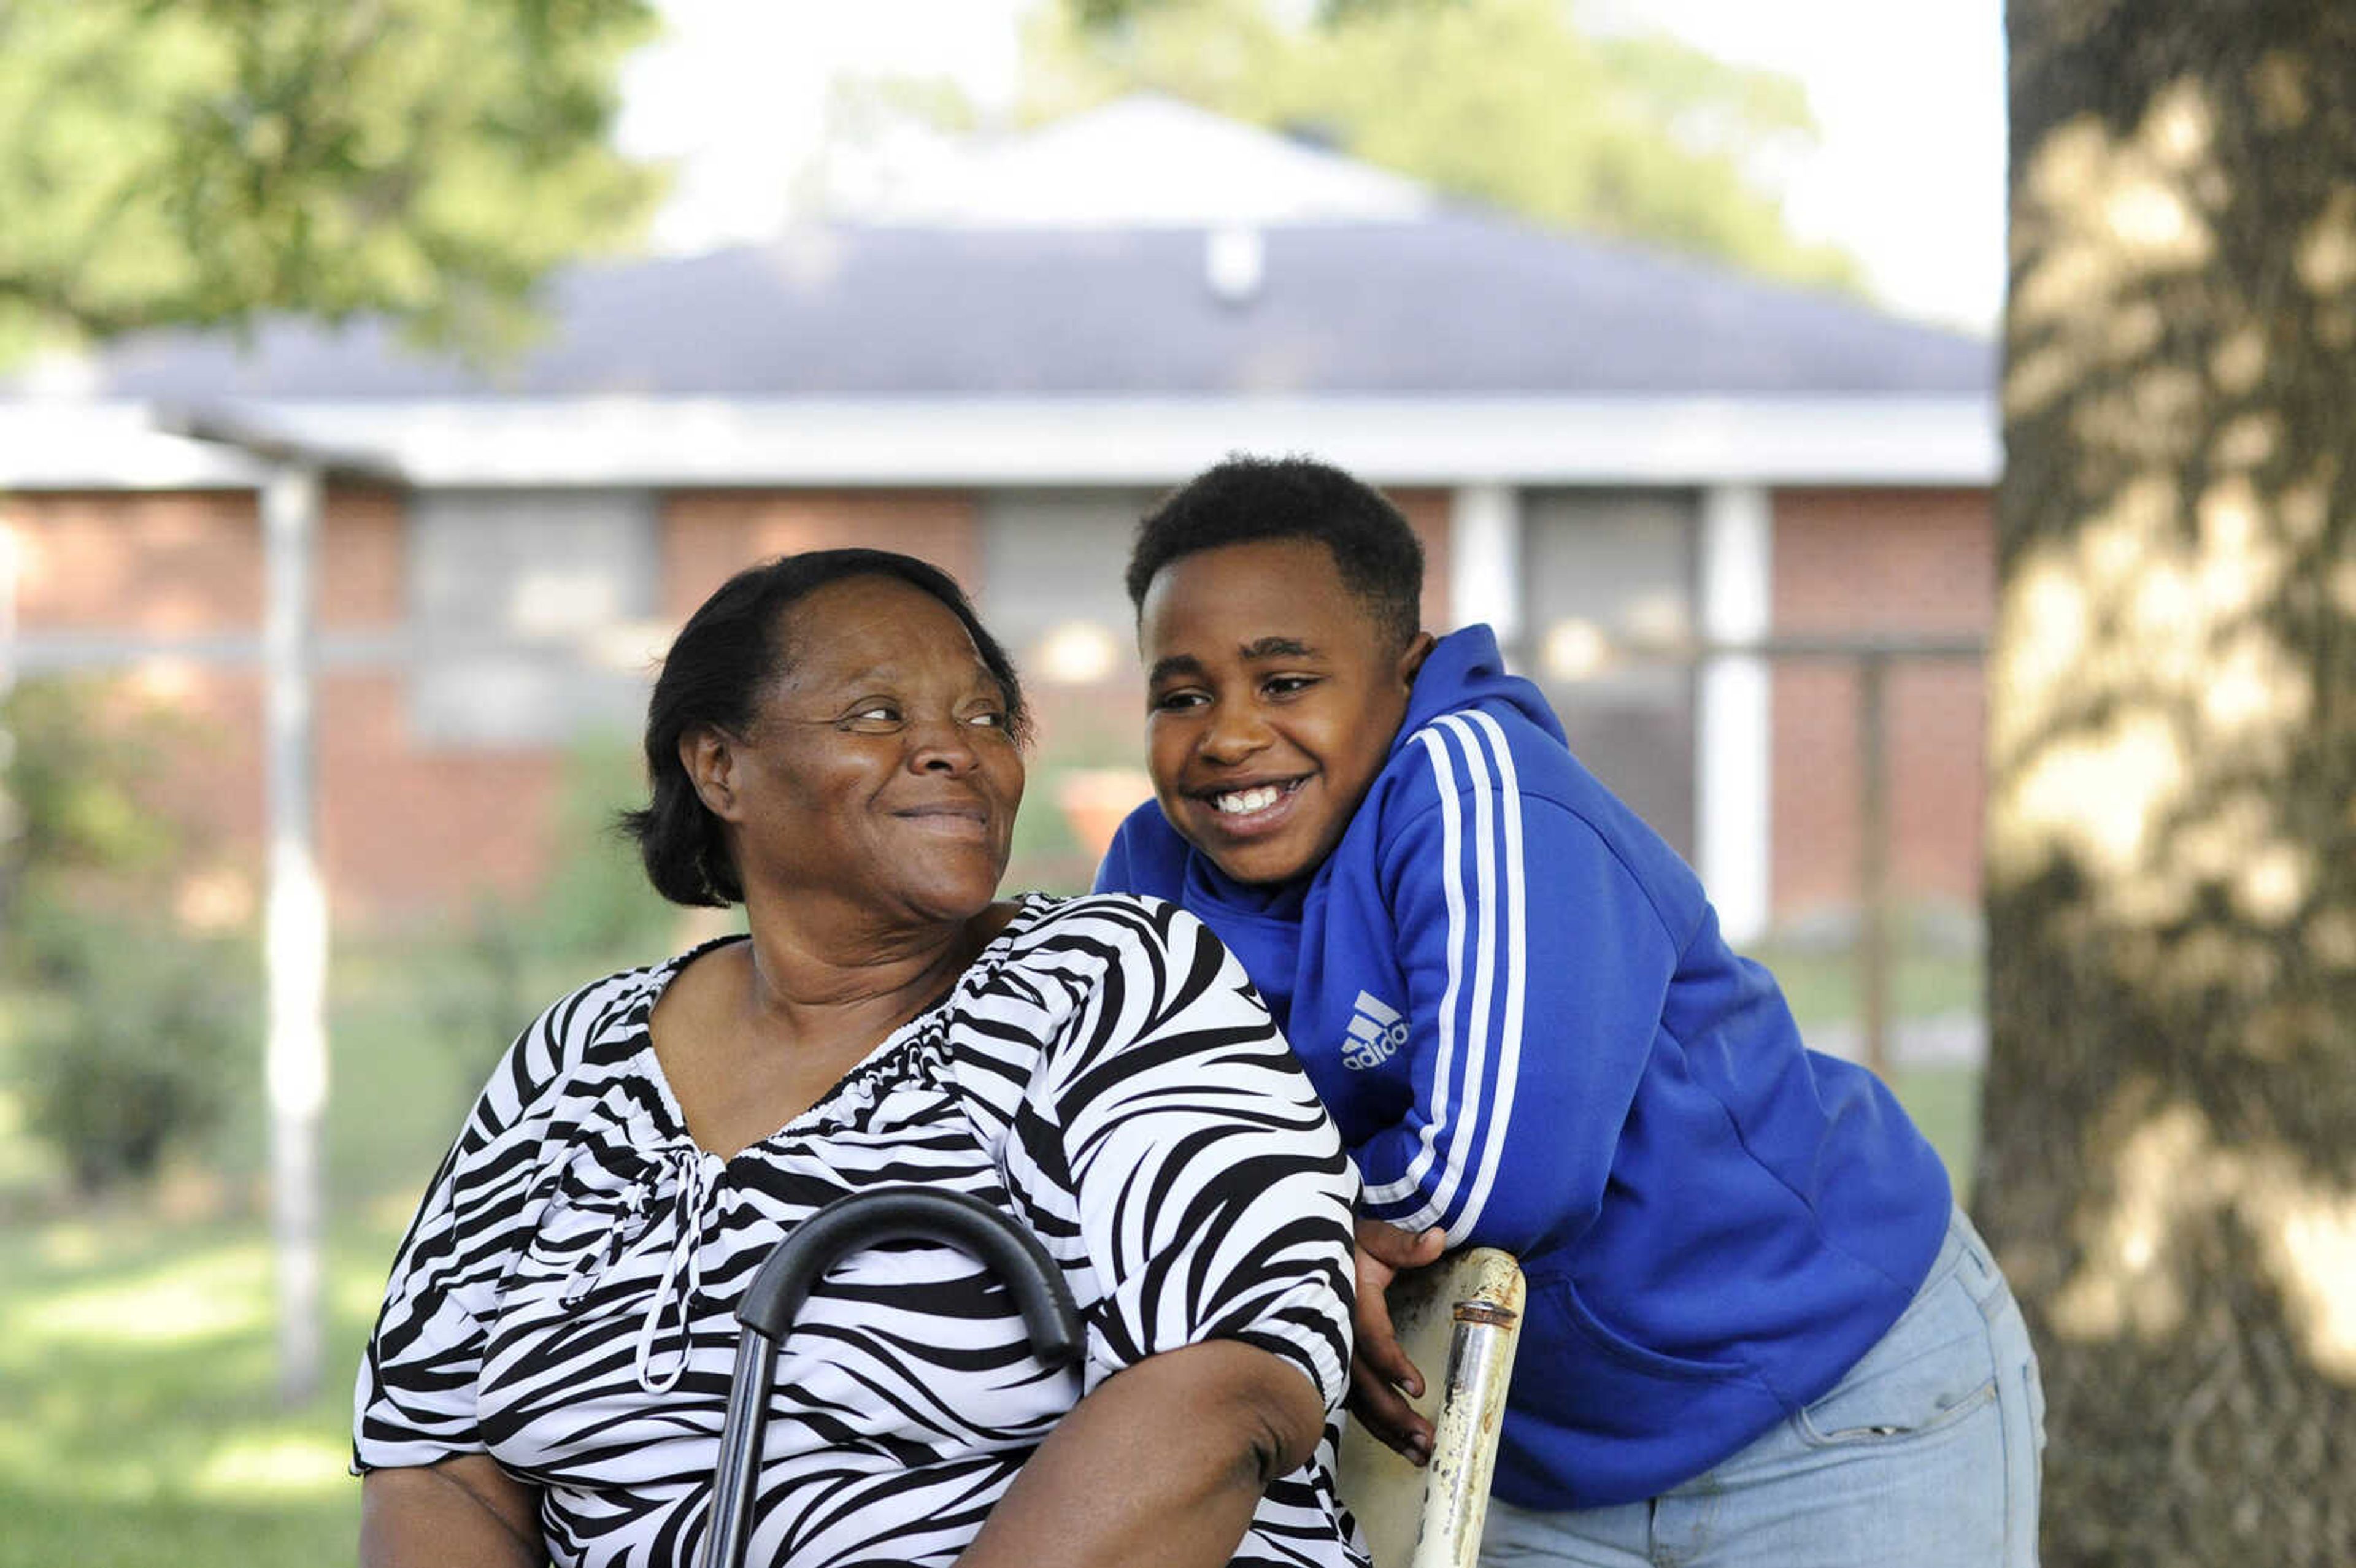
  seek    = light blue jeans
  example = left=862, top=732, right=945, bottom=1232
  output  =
left=1480, top=1207, right=2045, bottom=1567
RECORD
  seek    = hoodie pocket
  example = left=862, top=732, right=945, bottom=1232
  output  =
left=1534, top=1270, right=1745, bottom=1383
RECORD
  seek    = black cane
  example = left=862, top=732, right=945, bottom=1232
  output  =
left=699, top=1186, right=1084, bottom=1568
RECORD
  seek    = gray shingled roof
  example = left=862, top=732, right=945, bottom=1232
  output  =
left=63, top=212, right=1992, bottom=401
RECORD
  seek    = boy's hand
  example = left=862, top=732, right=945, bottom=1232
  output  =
left=1348, top=1218, right=1446, bottom=1466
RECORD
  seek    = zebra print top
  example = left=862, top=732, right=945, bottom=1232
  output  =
left=354, top=893, right=1369, bottom=1568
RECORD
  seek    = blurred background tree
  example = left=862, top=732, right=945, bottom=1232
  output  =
left=0, top=0, right=658, bottom=363
left=0, top=0, right=663, bottom=1199
left=1010, top=0, right=1857, bottom=290
left=0, top=678, right=256, bottom=1195
left=1984, top=2, right=2356, bottom=1562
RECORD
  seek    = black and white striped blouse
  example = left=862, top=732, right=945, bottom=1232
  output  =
left=355, top=894, right=1369, bottom=1568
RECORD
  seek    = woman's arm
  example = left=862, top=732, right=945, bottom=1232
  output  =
left=360, top=1455, right=545, bottom=1568
left=956, top=1340, right=1325, bottom=1568
left=992, top=900, right=1358, bottom=1563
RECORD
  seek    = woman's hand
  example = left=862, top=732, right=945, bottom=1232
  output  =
left=360, top=1454, right=544, bottom=1568
left=1348, top=1216, right=1447, bottom=1466
left=954, top=1339, right=1325, bottom=1568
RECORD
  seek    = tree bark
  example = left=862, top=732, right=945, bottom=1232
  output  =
left=1984, top=3, right=2356, bottom=1562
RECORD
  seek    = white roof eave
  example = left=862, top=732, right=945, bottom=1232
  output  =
left=0, top=393, right=1999, bottom=492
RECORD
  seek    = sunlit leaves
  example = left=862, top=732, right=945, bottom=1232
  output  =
left=1031, top=0, right=1858, bottom=291
left=0, top=0, right=658, bottom=361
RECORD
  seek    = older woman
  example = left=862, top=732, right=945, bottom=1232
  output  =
left=354, top=549, right=1366, bottom=1568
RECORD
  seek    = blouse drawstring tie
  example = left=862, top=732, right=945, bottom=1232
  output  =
left=633, top=1148, right=718, bottom=1394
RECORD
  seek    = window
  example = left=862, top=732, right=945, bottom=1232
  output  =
left=977, top=490, right=1155, bottom=686
left=979, top=490, right=1160, bottom=893
left=1521, top=490, right=1698, bottom=857
left=407, top=490, right=660, bottom=747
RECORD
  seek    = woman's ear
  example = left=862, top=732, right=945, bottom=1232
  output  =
left=679, top=725, right=743, bottom=821
left=1396, top=631, right=1437, bottom=690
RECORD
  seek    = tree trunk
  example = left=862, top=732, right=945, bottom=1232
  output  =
left=1983, top=3, right=2356, bottom=1563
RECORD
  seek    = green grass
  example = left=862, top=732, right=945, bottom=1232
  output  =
left=0, top=928, right=595, bottom=1568
left=1744, top=942, right=1984, bottom=1030
left=1739, top=939, right=1986, bottom=1202
left=0, top=1207, right=407, bottom=1568
left=1890, top=1063, right=1982, bottom=1204
left=0, top=1069, right=1985, bottom=1568
left=0, top=913, right=1988, bottom=1567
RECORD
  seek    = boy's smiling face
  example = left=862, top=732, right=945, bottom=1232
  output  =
left=1139, top=537, right=1431, bottom=885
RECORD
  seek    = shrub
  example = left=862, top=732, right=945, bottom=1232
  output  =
left=10, top=901, right=257, bottom=1193
left=1, top=676, right=258, bottom=1194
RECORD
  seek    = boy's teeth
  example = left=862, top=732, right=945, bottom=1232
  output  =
left=1215, top=785, right=1282, bottom=815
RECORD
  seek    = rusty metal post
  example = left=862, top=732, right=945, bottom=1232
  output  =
left=1857, top=653, right=1892, bottom=1080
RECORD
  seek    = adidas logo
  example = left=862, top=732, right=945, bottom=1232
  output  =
left=1340, top=990, right=1407, bottom=1071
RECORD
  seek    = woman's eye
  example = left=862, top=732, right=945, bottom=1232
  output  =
left=844, top=704, right=901, bottom=728
left=966, top=710, right=1009, bottom=729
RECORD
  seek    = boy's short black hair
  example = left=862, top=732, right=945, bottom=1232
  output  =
left=1125, top=455, right=1425, bottom=650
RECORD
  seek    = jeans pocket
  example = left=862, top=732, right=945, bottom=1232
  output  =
left=1795, top=1274, right=1997, bottom=1448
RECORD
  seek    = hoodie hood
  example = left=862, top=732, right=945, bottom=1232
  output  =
left=1397, top=625, right=1568, bottom=751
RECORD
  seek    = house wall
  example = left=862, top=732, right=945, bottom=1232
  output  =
left=9, top=482, right=1449, bottom=923
left=1769, top=487, right=1995, bottom=921
left=661, top=490, right=982, bottom=618
left=3, top=486, right=566, bottom=924
left=1389, top=489, right=1454, bottom=636
left=8, top=478, right=1989, bottom=927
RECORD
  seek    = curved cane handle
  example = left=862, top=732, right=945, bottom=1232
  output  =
left=735, top=1186, right=1082, bottom=1362
left=703, top=1186, right=1084, bottom=1568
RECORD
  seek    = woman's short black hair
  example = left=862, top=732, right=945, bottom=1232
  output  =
left=621, top=548, right=1028, bottom=907
left=1125, top=455, right=1425, bottom=650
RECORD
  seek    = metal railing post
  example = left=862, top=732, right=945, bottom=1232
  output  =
left=1855, top=652, right=1893, bottom=1080
left=261, top=459, right=328, bottom=1406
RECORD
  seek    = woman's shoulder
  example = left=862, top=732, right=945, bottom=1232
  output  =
left=945, top=893, right=1287, bottom=1116
left=467, top=940, right=731, bottom=1135
left=944, top=894, right=1237, bottom=1064
left=988, top=891, right=1220, bottom=970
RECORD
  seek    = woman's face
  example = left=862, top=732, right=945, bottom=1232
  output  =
left=715, top=574, right=1025, bottom=931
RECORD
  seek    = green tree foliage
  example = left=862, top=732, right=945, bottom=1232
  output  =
left=1026, top=0, right=1858, bottom=290
left=0, top=678, right=175, bottom=899
left=0, top=0, right=658, bottom=362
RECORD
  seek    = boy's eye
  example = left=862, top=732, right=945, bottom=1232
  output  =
left=1150, top=688, right=1207, bottom=714
left=1264, top=674, right=1319, bottom=698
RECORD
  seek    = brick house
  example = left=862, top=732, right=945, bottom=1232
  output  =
left=0, top=102, right=1995, bottom=940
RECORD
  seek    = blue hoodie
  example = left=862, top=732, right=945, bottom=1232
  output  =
left=1096, top=625, right=1953, bottom=1509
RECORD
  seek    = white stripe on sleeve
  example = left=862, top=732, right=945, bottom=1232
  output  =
left=1450, top=710, right=1527, bottom=1237
left=1360, top=726, right=1467, bottom=1223
left=1359, top=715, right=1529, bottom=1244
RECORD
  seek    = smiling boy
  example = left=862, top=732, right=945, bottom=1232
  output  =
left=1094, top=456, right=2045, bottom=1566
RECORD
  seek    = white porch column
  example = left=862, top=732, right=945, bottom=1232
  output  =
left=1696, top=484, right=1773, bottom=945
left=262, top=461, right=329, bottom=1406
left=1448, top=483, right=1522, bottom=644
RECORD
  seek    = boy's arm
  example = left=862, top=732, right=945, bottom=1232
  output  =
left=1355, top=718, right=1683, bottom=1255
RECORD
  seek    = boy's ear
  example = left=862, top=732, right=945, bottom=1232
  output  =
left=1395, top=631, right=1436, bottom=690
